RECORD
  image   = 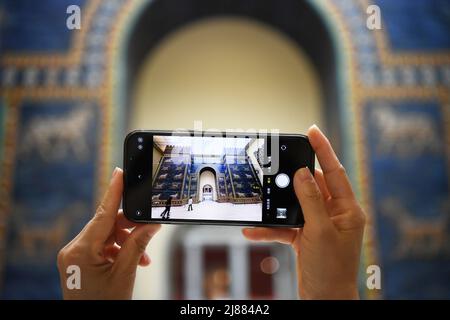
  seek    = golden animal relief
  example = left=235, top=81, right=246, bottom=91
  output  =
left=371, top=105, right=441, bottom=157
left=19, top=106, right=94, bottom=163
left=380, top=197, right=449, bottom=259
left=9, top=202, right=88, bottom=263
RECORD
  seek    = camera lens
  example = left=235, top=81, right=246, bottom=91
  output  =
left=281, top=145, right=287, bottom=151
left=137, top=137, right=143, bottom=143
left=136, top=210, right=142, bottom=216
left=137, top=174, right=143, bottom=179
left=137, top=144, right=143, bottom=150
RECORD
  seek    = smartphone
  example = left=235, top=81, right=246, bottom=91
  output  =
left=123, top=130, right=315, bottom=227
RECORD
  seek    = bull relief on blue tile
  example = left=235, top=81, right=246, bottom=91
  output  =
left=1, top=100, right=99, bottom=299
left=365, top=100, right=450, bottom=299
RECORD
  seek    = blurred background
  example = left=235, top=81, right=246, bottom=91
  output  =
left=0, top=0, right=449, bottom=299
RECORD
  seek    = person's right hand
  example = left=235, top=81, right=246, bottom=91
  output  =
left=243, top=125, right=366, bottom=299
left=57, top=168, right=161, bottom=299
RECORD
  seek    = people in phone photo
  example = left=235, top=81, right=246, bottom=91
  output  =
left=187, top=197, right=194, bottom=212
left=160, top=196, right=173, bottom=219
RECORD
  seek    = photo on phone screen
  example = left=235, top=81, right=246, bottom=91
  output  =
left=151, top=135, right=265, bottom=222
left=123, top=130, right=315, bottom=227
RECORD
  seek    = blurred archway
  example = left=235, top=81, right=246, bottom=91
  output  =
left=125, top=0, right=338, bottom=300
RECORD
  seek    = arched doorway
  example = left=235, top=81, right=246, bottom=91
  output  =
left=199, top=168, right=217, bottom=202
left=202, top=185, right=213, bottom=201
left=130, top=17, right=323, bottom=132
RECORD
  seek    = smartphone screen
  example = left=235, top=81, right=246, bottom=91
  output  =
left=124, top=130, right=314, bottom=227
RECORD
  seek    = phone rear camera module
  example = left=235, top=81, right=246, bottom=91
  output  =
left=137, top=144, right=143, bottom=150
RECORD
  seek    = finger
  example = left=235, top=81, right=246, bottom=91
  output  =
left=307, top=125, right=354, bottom=199
left=115, top=228, right=131, bottom=247
left=314, top=169, right=330, bottom=200
left=293, top=167, right=330, bottom=227
left=105, top=232, right=115, bottom=247
left=139, top=252, right=151, bottom=266
left=242, top=227, right=298, bottom=245
left=104, top=210, right=138, bottom=246
left=116, top=210, right=141, bottom=230
left=104, top=245, right=151, bottom=266
left=85, top=168, right=124, bottom=242
left=103, top=244, right=121, bottom=263
left=103, top=245, right=150, bottom=266
left=113, top=224, right=161, bottom=275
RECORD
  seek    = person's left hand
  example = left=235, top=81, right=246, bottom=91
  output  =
left=57, top=167, right=161, bottom=299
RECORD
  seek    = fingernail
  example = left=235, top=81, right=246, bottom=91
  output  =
left=142, top=253, right=150, bottom=263
left=298, top=167, right=312, bottom=182
left=112, top=167, right=120, bottom=178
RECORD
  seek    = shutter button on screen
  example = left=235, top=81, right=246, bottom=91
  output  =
left=275, top=173, right=290, bottom=188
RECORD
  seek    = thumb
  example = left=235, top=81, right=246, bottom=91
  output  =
left=84, top=167, right=123, bottom=242
left=293, top=167, right=330, bottom=228
left=113, top=224, right=161, bottom=276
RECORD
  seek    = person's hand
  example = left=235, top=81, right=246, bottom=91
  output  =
left=243, top=125, right=365, bottom=299
left=57, top=168, right=161, bottom=299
